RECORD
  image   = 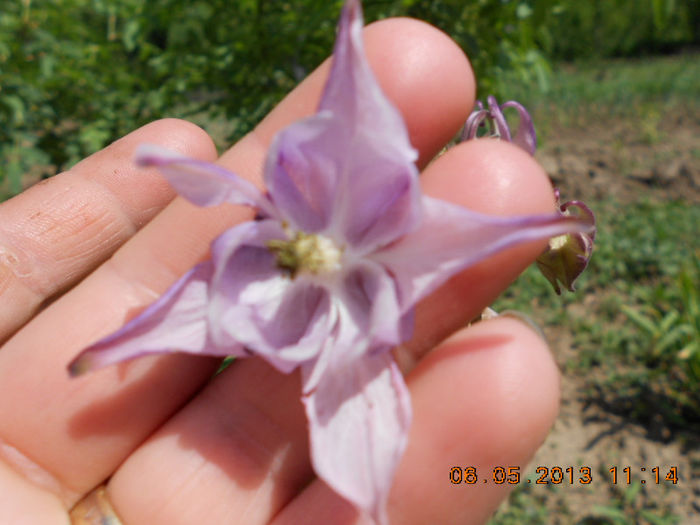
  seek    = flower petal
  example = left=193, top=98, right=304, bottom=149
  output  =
left=302, top=261, right=403, bottom=393
left=319, top=0, right=414, bottom=151
left=209, top=220, right=333, bottom=372
left=340, top=261, right=405, bottom=349
left=536, top=199, right=596, bottom=294
left=333, top=137, right=421, bottom=253
left=373, top=196, right=596, bottom=309
left=264, top=114, right=342, bottom=232
left=68, top=261, right=235, bottom=375
left=136, top=144, right=277, bottom=217
left=501, top=100, right=537, bottom=155
left=302, top=351, right=411, bottom=525
left=324, top=0, right=422, bottom=250
left=487, top=95, right=512, bottom=142
left=460, top=105, right=487, bottom=141
left=262, top=0, right=421, bottom=250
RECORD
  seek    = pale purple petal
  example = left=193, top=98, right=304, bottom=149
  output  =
left=136, top=144, right=277, bottom=217
left=267, top=111, right=422, bottom=251
left=501, top=100, right=537, bottom=155
left=373, top=196, right=596, bottom=309
left=320, top=0, right=414, bottom=151
left=487, top=95, right=512, bottom=142
left=460, top=106, right=488, bottom=141
left=284, top=0, right=421, bottom=251
left=340, top=261, right=404, bottom=348
left=209, top=220, right=333, bottom=372
left=302, top=351, right=411, bottom=525
left=264, top=114, right=341, bottom=232
left=68, top=262, right=237, bottom=375
left=264, top=0, right=421, bottom=242
left=303, top=261, right=403, bottom=393
left=332, top=136, right=421, bottom=253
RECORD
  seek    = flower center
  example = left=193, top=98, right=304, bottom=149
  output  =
left=267, top=232, right=343, bottom=278
left=548, top=233, right=569, bottom=251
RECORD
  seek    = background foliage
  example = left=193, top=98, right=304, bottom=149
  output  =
left=1, top=0, right=698, bottom=198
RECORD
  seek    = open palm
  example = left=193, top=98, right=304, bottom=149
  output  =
left=0, top=17, right=561, bottom=525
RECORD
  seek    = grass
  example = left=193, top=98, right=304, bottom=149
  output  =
left=491, top=480, right=681, bottom=525
left=495, top=51, right=700, bottom=145
left=528, top=53, right=698, bottom=109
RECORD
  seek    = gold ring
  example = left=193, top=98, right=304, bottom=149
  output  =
left=69, top=484, right=123, bottom=525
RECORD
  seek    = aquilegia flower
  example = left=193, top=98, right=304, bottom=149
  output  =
left=461, top=95, right=537, bottom=155
left=536, top=189, right=596, bottom=294
left=461, top=96, right=596, bottom=294
left=69, top=1, right=593, bottom=522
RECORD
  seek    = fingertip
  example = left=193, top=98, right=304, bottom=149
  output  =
left=250, top=16, right=475, bottom=169
left=72, top=118, right=217, bottom=177
left=422, top=139, right=556, bottom=217
left=364, top=17, right=476, bottom=166
left=390, top=317, right=560, bottom=524
left=133, top=119, right=218, bottom=161
left=408, top=316, right=559, bottom=458
left=409, top=139, right=558, bottom=352
left=64, top=118, right=218, bottom=230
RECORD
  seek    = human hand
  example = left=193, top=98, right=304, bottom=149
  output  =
left=0, top=17, right=561, bottom=525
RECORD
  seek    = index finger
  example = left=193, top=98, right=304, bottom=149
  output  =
left=0, top=119, right=217, bottom=342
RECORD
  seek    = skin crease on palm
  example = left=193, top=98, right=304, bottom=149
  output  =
left=0, top=17, right=562, bottom=525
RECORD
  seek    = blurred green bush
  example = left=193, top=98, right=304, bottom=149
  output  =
left=532, top=0, right=698, bottom=60
left=1, top=0, right=697, bottom=199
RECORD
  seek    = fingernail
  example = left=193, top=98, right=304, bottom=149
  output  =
left=498, top=309, right=547, bottom=342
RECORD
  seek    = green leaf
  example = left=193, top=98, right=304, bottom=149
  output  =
left=122, top=19, right=140, bottom=52
left=2, top=95, right=26, bottom=125
left=621, top=305, right=659, bottom=336
left=590, top=504, right=629, bottom=524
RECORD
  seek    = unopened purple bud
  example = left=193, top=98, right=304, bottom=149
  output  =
left=536, top=198, right=596, bottom=294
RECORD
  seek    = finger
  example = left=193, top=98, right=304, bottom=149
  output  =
left=245, top=17, right=475, bottom=169
left=401, top=138, right=557, bottom=369
left=0, top=459, right=66, bottom=524
left=103, top=140, right=556, bottom=523
left=0, top=119, right=217, bottom=342
left=272, top=317, right=560, bottom=525
left=0, top=16, right=475, bottom=507
left=107, top=359, right=310, bottom=525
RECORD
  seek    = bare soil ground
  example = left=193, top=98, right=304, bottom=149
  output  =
left=538, top=110, right=700, bottom=204
left=512, top=109, right=700, bottom=523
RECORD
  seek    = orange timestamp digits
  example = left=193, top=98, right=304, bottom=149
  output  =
left=534, top=466, right=592, bottom=484
left=449, top=466, right=594, bottom=485
left=449, top=466, right=523, bottom=485
left=450, top=466, right=680, bottom=486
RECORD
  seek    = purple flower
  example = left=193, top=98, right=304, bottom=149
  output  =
left=462, top=97, right=597, bottom=294
left=536, top=189, right=596, bottom=294
left=69, top=1, right=593, bottom=522
left=461, top=95, right=537, bottom=155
